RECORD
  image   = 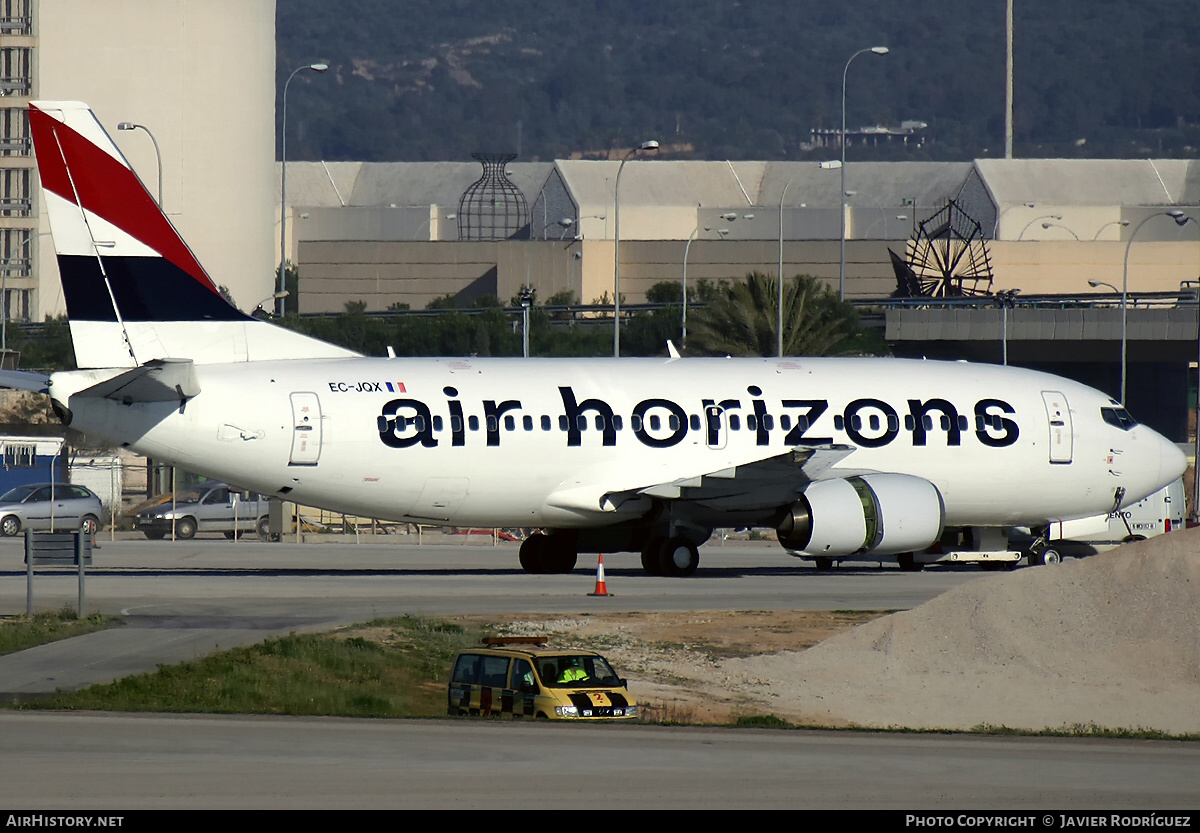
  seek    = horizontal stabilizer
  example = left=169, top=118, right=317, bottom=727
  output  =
left=0, top=370, right=51, bottom=394
left=75, top=359, right=199, bottom=403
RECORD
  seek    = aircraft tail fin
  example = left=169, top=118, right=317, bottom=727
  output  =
left=29, top=101, right=356, bottom=368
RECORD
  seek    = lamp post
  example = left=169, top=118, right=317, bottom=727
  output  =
left=1017, top=214, right=1062, bottom=240
left=778, top=160, right=841, bottom=357
left=839, top=46, right=888, bottom=302
left=279, top=62, right=329, bottom=317
left=1092, top=219, right=1130, bottom=240
left=1041, top=222, right=1079, bottom=240
left=995, top=289, right=1020, bottom=365
left=682, top=223, right=706, bottom=349
left=519, top=286, right=533, bottom=358
left=613, top=140, right=659, bottom=357
left=1120, top=210, right=1194, bottom=405
left=991, top=202, right=1036, bottom=238
left=116, top=122, right=162, bottom=207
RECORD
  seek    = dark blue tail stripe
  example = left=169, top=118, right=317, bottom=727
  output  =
left=58, top=254, right=248, bottom=322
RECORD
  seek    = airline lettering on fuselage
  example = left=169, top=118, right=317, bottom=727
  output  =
left=375, top=385, right=1020, bottom=450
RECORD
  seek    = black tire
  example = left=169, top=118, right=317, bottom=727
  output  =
left=814, top=557, right=834, bottom=571
left=543, top=537, right=578, bottom=573
left=143, top=529, right=165, bottom=540
left=256, top=516, right=271, bottom=541
left=640, top=537, right=665, bottom=575
left=1040, top=548, right=1062, bottom=565
left=1122, top=534, right=1147, bottom=543
left=223, top=531, right=236, bottom=540
left=658, top=537, right=699, bottom=577
left=80, top=514, right=100, bottom=536
left=897, top=553, right=923, bottom=572
left=519, top=533, right=548, bottom=573
left=0, top=515, right=19, bottom=537
left=174, top=517, right=197, bottom=540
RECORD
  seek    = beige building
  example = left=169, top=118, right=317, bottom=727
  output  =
left=0, top=0, right=276, bottom=322
left=290, top=157, right=1200, bottom=314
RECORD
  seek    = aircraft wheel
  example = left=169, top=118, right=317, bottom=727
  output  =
left=541, top=536, right=578, bottom=573
left=814, top=557, right=833, bottom=571
left=174, top=517, right=197, bottom=540
left=640, top=537, right=665, bottom=576
left=0, top=515, right=20, bottom=537
left=1040, top=548, right=1062, bottom=565
left=519, top=533, right=548, bottom=574
left=897, top=553, right=923, bottom=572
left=658, top=537, right=699, bottom=577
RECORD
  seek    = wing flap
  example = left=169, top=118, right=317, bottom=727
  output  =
left=543, top=445, right=857, bottom=520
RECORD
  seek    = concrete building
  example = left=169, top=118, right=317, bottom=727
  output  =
left=289, top=157, right=1200, bottom=314
left=0, top=0, right=276, bottom=325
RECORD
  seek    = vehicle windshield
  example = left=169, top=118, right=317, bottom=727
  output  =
left=536, top=655, right=622, bottom=689
left=163, top=488, right=207, bottom=505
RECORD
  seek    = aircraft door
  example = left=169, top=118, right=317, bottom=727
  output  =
left=289, top=392, right=323, bottom=466
left=1042, top=390, right=1073, bottom=464
left=704, top=404, right=727, bottom=449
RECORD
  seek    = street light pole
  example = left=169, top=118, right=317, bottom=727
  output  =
left=839, top=46, right=888, bottom=302
left=613, top=140, right=659, bottom=357
left=116, top=122, right=162, bottom=207
left=1120, top=210, right=1194, bottom=405
left=279, top=62, right=329, bottom=317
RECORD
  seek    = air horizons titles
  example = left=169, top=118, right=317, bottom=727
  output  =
left=349, top=383, right=1022, bottom=452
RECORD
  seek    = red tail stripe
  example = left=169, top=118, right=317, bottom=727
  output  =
left=30, top=104, right=218, bottom=294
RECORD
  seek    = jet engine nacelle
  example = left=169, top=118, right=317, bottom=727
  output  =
left=777, top=473, right=945, bottom=557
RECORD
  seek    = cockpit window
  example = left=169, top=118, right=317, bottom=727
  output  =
left=1100, top=406, right=1137, bottom=431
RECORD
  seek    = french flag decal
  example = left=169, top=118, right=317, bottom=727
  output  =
left=385, top=382, right=406, bottom=393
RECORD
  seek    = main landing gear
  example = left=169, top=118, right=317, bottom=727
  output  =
left=517, top=532, right=702, bottom=577
left=639, top=536, right=700, bottom=577
left=518, top=532, right=578, bottom=574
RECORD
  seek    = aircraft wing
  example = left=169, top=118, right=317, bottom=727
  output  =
left=544, top=445, right=857, bottom=517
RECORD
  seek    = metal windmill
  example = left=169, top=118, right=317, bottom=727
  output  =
left=901, top=199, right=994, bottom=297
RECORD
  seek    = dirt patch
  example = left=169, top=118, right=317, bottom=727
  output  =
left=453, top=610, right=889, bottom=724
left=453, top=530, right=1200, bottom=735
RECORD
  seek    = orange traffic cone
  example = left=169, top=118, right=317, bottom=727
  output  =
left=588, top=554, right=611, bottom=596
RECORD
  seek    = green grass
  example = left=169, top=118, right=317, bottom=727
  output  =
left=0, top=608, right=118, bottom=656
left=20, top=615, right=481, bottom=717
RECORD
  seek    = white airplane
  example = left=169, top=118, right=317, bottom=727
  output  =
left=4, top=101, right=1186, bottom=576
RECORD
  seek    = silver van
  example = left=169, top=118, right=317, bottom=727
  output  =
left=133, top=482, right=271, bottom=540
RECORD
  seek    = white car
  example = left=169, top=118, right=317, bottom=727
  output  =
left=0, top=482, right=103, bottom=536
left=133, top=482, right=272, bottom=540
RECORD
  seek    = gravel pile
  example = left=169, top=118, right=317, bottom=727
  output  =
left=726, top=529, right=1200, bottom=734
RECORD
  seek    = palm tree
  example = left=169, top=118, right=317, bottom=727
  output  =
left=686, top=272, right=875, bottom=357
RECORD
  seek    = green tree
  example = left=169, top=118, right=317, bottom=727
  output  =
left=686, top=272, right=881, bottom=358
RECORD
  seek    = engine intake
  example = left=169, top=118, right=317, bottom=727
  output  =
left=777, top=474, right=944, bottom=557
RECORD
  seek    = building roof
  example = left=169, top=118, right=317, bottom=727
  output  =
left=284, top=161, right=554, bottom=209
left=974, top=158, right=1199, bottom=207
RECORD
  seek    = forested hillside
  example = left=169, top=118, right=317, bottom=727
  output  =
left=276, top=0, right=1199, bottom=162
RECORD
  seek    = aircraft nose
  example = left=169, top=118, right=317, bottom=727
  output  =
left=1161, top=435, right=1188, bottom=485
